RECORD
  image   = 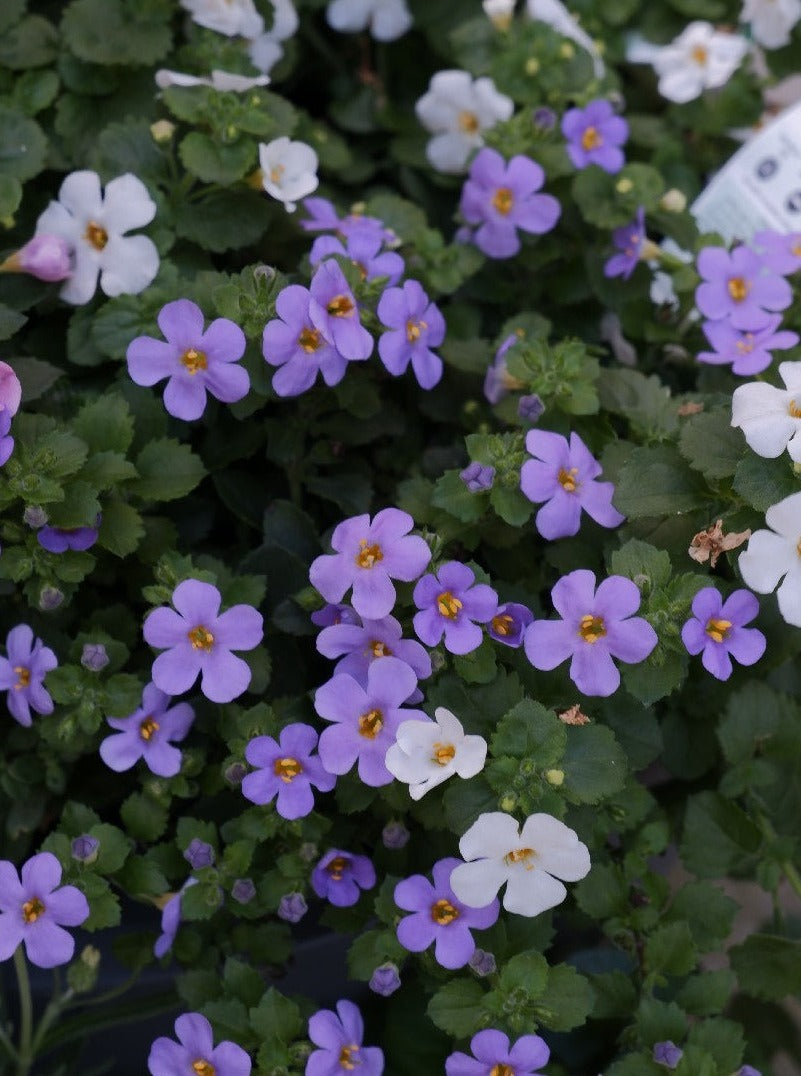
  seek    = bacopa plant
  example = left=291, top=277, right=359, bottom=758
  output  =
left=1, top=0, right=800, bottom=1074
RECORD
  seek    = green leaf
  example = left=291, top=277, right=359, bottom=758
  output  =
left=61, top=0, right=172, bottom=66
left=0, top=105, right=46, bottom=180
left=718, top=682, right=796, bottom=765
left=81, top=451, right=138, bottom=490
left=0, top=304, right=26, bottom=341
left=574, top=862, right=629, bottom=920
left=676, top=970, right=736, bottom=1015
left=13, top=69, right=60, bottom=116
left=90, top=823, right=131, bottom=874
left=498, top=950, right=548, bottom=995
left=687, top=1017, right=744, bottom=1072
left=609, top=539, right=672, bottom=590
left=120, top=793, right=168, bottom=843
left=114, top=855, right=167, bottom=897
left=130, top=439, right=206, bottom=502
left=427, top=979, right=486, bottom=1037
left=679, top=409, right=743, bottom=479
left=645, top=921, right=697, bottom=977
left=490, top=484, right=533, bottom=526
left=249, top=988, right=302, bottom=1043
left=223, top=958, right=264, bottom=1008
left=174, top=190, right=273, bottom=253
left=597, top=368, right=677, bottom=439
left=0, top=0, right=25, bottom=34
left=347, top=929, right=403, bottom=980
left=680, top=791, right=761, bottom=878
left=622, top=649, right=686, bottom=706
left=72, top=394, right=134, bottom=454
left=667, top=881, right=738, bottom=950
left=16, top=356, right=64, bottom=402
left=452, top=637, right=497, bottom=684
left=561, top=724, right=627, bottom=804
left=0, top=175, right=22, bottom=217
left=431, top=470, right=487, bottom=524
left=89, top=119, right=169, bottom=186
left=615, top=444, right=707, bottom=518
left=0, top=16, right=58, bottom=69
left=729, top=934, right=801, bottom=1001
left=179, top=132, right=256, bottom=185
left=733, top=451, right=800, bottom=510
left=534, top=963, right=595, bottom=1031
left=97, top=498, right=145, bottom=557
left=491, top=699, right=566, bottom=762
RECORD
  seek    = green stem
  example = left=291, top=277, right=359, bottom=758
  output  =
left=12, top=948, right=32, bottom=1076
left=70, top=970, right=141, bottom=1009
left=755, top=809, right=801, bottom=903
left=26, top=990, right=73, bottom=1064
left=0, top=1019, right=17, bottom=1063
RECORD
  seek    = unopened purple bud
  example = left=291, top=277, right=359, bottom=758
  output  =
left=653, top=1042, right=683, bottom=1069
left=299, top=842, right=318, bottom=863
left=311, top=603, right=360, bottom=628
left=277, top=892, right=308, bottom=923
left=39, top=585, right=63, bottom=610
left=460, top=461, right=495, bottom=493
left=183, top=838, right=215, bottom=870
left=369, top=962, right=401, bottom=997
left=232, top=878, right=256, bottom=904
left=71, top=834, right=100, bottom=863
left=23, top=506, right=47, bottom=529
left=14, top=235, right=73, bottom=282
left=224, top=761, right=247, bottom=786
left=469, top=949, right=496, bottom=976
left=533, top=106, right=557, bottom=130
left=518, top=394, right=544, bottom=422
left=381, top=821, right=409, bottom=849
left=81, top=643, right=109, bottom=672
left=737, top=1068, right=761, bottom=1076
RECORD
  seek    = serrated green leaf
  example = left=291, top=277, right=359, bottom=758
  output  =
left=61, top=0, right=172, bottom=66
left=249, top=987, right=302, bottom=1043
left=0, top=105, right=46, bottom=181
left=130, top=439, right=205, bottom=502
left=97, top=498, right=144, bottom=557
left=120, top=793, right=168, bottom=843
left=679, top=409, right=743, bottom=479
left=615, top=444, right=707, bottom=518
left=427, top=979, right=486, bottom=1037
left=729, top=934, right=801, bottom=1001
left=733, top=452, right=801, bottom=511
left=175, top=189, right=273, bottom=252
left=533, top=963, right=595, bottom=1031
left=562, top=723, right=627, bottom=804
left=179, top=132, right=256, bottom=185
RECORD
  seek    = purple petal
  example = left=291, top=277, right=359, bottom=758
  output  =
left=151, top=646, right=201, bottom=696
left=524, top=620, right=575, bottom=670
left=551, top=569, right=597, bottom=620
left=701, top=642, right=733, bottom=681
left=604, top=618, right=657, bottom=663
left=99, top=730, right=143, bottom=772
left=199, top=649, right=252, bottom=703
left=24, top=920, right=75, bottom=968
left=570, top=645, right=620, bottom=696
left=157, top=299, right=204, bottom=348
left=213, top=605, right=263, bottom=650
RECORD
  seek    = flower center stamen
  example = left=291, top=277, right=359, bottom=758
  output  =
left=789, top=399, right=801, bottom=419
left=84, top=221, right=108, bottom=250
left=437, top=591, right=462, bottom=618
left=691, top=44, right=708, bottom=65
left=578, top=614, right=606, bottom=643
left=492, top=613, right=514, bottom=636
left=735, top=333, right=755, bottom=353
left=727, top=276, right=750, bottom=302
left=705, top=617, right=732, bottom=643
left=558, top=467, right=579, bottom=492
left=358, top=708, right=383, bottom=739
left=432, top=742, right=456, bottom=766
left=192, top=1062, right=216, bottom=1076
left=22, top=897, right=45, bottom=924
left=327, top=856, right=349, bottom=881
left=327, top=294, right=354, bottom=318
left=430, top=898, right=460, bottom=925
left=492, top=187, right=514, bottom=215
left=181, top=347, right=208, bottom=375
left=369, top=640, right=391, bottom=658
left=270, top=164, right=284, bottom=184
left=339, top=1044, right=360, bottom=1070
left=13, top=665, right=30, bottom=690
left=140, top=715, right=160, bottom=741
left=458, top=110, right=480, bottom=134
left=355, top=540, right=383, bottom=569
left=274, top=757, right=303, bottom=782
left=298, top=327, right=322, bottom=353
left=188, top=626, right=215, bottom=651
left=581, top=126, right=602, bottom=151
left=406, top=318, right=427, bottom=342
left=504, top=847, right=536, bottom=868
left=490, top=1066, right=515, bottom=1076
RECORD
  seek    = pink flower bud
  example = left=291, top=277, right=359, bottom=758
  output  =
left=17, top=234, right=73, bottom=282
left=0, top=363, right=22, bottom=416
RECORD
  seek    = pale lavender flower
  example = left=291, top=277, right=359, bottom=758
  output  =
left=127, top=299, right=249, bottom=420
left=277, top=892, right=307, bottom=922
left=752, top=229, right=801, bottom=275
left=382, top=821, right=409, bottom=849
left=488, top=602, right=533, bottom=647
left=484, top=332, right=525, bottom=404
left=520, top=430, right=625, bottom=539
left=681, top=587, right=765, bottom=680
left=561, top=99, right=628, bottom=174
left=262, top=283, right=350, bottom=396
left=232, top=879, right=256, bottom=905
left=37, top=516, right=100, bottom=553
left=309, top=508, right=431, bottom=620
left=460, top=462, right=495, bottom=492
left=737, top=1067, right=761, bottom=1076
left=310, top=230, right=404, bottom=285
left=376, top=279, right=446, bottom=388
left=370, top=963, right=401, bottom=996
left=468, top=949, right=496, bottom=976
left=143, top=579, right=263, bottom=704
left=460, top=148, right=560, bottom=259
left=697, top=315, right=798, bottom=375
left=413, top=561, right=498, bottom=655
left=311, top=850, right=376, bottom=906
left=23, top=506, right=47, bottom=529
left=154, top=878, right=196, bottom=958
left=307, top=1000, right=383, bottom=1075
left=308, top=259, right=373, bottom=360
left=183, top=839, right=215, bottom=870
left=0, top=852, right=90, bottom=968
left=695, top=246, right=792, bottom=329
left=311, top=603, right=360, bottom=628
left=99, top=683, right=195, bottom=778
left=653, top=1041, right=683, bottom=1069
left=604, top=207, right=646, bottom=279
left=518, top=394, right=544, bottom=422
left=525, top=569, right=657, bottom=697
left=316, top=612, right=432, bottom=683
left=446, top=1029, right=549, bottom=1076
left=242, top=723, right=336, bottom=819
left=148, top=1012, right=251, bottom=1076
left=71, top=835, right=100, bottom=863
left=0, top=624, right=58, bottom=727
left=80, top=643, right=109, bottom=671
left=0, top=410, right=14, bottom=468
left=0, top=363, right=20, bottom=416
left=533, top=106, right=557, bottom=130
left=3, top=234, right=73, bottom=281
left=300, top=197, right=389, bottom=239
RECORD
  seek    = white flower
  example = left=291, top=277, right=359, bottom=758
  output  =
left=741, top=0, right=801, bottom=49
left=259, top=137, right=318, bottom=212
left=526, top=0, right=605, bottom=77
left=385, top=707, right=487, bottom=800
left=483, top=0, right=515, bottom=30
left=326, top=0, right=412, bottom=41
left=180, top=0, right=264, bottom=38
left=450, top=811, right=591, bottom=917
left=627, top=21, right=749, bottom=104
left=739, top=491, right=801, bottom=626
left=155, top=69, right=271, bottom=91
left=35, top=171, right=158, bottom=306
left=415, top=70, right=514, bottom=174
left=732, top=363, right=801, bottom=462
left=248, top=0, right=299, bottom=73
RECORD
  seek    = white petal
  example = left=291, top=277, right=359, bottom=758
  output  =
left=371, top=0, right=412, bottom=40
left=394, top=719, right=440, bottom=755
left=731, top=383, right=797, bottom=458
left=433, top=707, right=464, bottom=740
left=459, top=811, right=520, bottom=860
left=248, top=35, right=284, bottom=73
left=58, top=170, right=103, bottom=220
left=35, top=201, right=81, bottom=243
left=765, top=490, right=801, bottom=538
left=739, top=530, right=796, bottom=592
left=452, top=736, right=488, bottom=779
left=102, top=174, right=157, bottom=234
left=59, top=248, right=100, bottom=305
left=503, top=867, right=567, bottom=916
left=449, top=858, right=508, bottom=908
left=98, top=235, right=159, bottom=297
left=472, top=77, right=514, bottom=125
left=426, top=132, right=473, bottom=174
left=777, top=561, right=801, bottom=625
left=210, top=70, right=271, bottom=90
left=408, top=769, right=451, bottom=799
left=658, top=66, right=704, bottom=103
left=269, top=0, right=299, bottom=39
left=779, top=362, right=801, bottom=392
left=155, top=69, right=206, bottom=88
left=787, top=430, right=801, bottom=463
left=326, top=0, right=372, bottom=32
left=521, top=814, right=591, bottom=881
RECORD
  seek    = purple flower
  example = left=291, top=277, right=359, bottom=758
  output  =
left=518, top=394, right=544, bottom=422
left=127, top=299, right=249, bottom=420
left=71, top=835, right=100, bottom=863
left=316, top=612, right=432, bottom=684
left=242, top=723, right=336, bottom=819
left=681, top=587, right=765, bottom=681
left=525, top=569, right=658, bottom=697
left=446, top=1029, right=549, bottom=1076
left=395, top=857, right=499, bottom=970
left=310, top=230, right=404, bottom=286
left=369, top=962, right=401, bottom=996
left=0, top=409, right=14, bottom=468
left=311, top=850, right=376, bottom=907
left=752, top=229, right=801, bottom=275
left=520, top=430, right=625, bottom=539
left=309, top=259, right=373, bottom=360
left=309, top=508, right=431, bottom=620
left=0, top=362, right=20, bottom=416
left=311, top=603, right=361, bottom=628
left=154, top=878, right=196, bottom=958
left=413, top=561, right=498, bottom=655
left=37, top=515, right=100, bottom=553
left=377, top=279, right=446, bottom=389
left=484, top=333, right=525, bottom=404
left=561, top=99, right=628, bottom=174
left=184, top=839, right=215, bottom=870
left=460, top=462, right=495, bottom=492
left=143, top=579, right=263, bottom=704
left=300, top=196, right=388, bottom=240
left=148, top=1012, right=251, bottom=1076
left=0, top=624, right=57, bottom=727
left=737, top=1067, right=762, bottom=1076
left=697, top=315, right=799, bottom=375
left=488, top=602, right=533, bottom=647
left=653, top=1041, right=683, bottom=1069
left=382, top=821, right=409, bottom=849
left=0, top=852, right=90, bottom=969
left=277, top=892, right=307, bottom=921
left=81, top=643, right=109, bottom=671
left=695, top=246, right=792, bottom=330
left=307, top=1000, right=384, bottom=1075
left=99, top=682, right=195, bottom=778
left=232, top=879, right=256, bottom=905
left=263, top=284, right=350, bottom=397
left=460, top=148, right=561, bottom=259
left=533, top=107, right=557, bottom=130
left=604, top=207, right=646, bottom=280
left=8, top=234, right=73, bottom=281
left=314, top=657, right=427, bottom=786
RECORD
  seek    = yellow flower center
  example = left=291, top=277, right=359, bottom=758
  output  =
left=727, top=276, right=750, bottom=302
left=181, top=347, right=208, bottom=375
left=430, top=898, right=460, bottom=925
left=13, top=665, right=30, bottom=690
left=581, top=126, right=602, bottom=151
left=358, top=708, right=383, bottom=738
left=492, top=187, right=514, bottom=215
left=140, top=715, right=160, bottom=741
left=327, top=294, right=354, bottom=318
left=432, top=742, right=456, bottom=766
left=339, top=1044, right=360, bottom=1070
left=558, top=466, right=579, bottom=493
left=458, top=110, right=480, bottom=134
left=789, top=399, right=801, bottom=419
left=273, top=757, right=303, bottom=782
left=504, top=847, right=536, bottom=867
left=192, top=1062, right=215, bottom=1076
left=406, top=318, right=427, bottom=342
left=437, top=591, right=462, bottom=618
left=735, top=334, right=755, bottom=354
left=369, top=640, right=391, bottom=658
left=578, top=614, right=606, bottom=643
left=85, top=221, right=108, bottom=251
left=705, top=617, right=732, bottom=644
left=492, top=613, right=514, bottom=636
left=355, top=540, right=383, bottom=569
left=298, top=327, right=322, bottom=353
left=490, top=1066, right=515, bottom=1076
left=22, top=897, right=45, bottom=924
left=327, top=856, right=349, bottom=881
left=269, top=164, right=284, bottom=184
left=188, top=626, right=214, bottom=651
left=793, top=242, right=801, bottom=257
left=691, top=44, right=708, bottom=65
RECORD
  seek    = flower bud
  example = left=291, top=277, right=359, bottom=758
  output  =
left=224, top=761, right=247, bottom=786
left=460, top=461, right=495, bottom=493
left=468, top=949, right=497, bottom=976
left=545, top=768, right=565, bottom=787
left=0, top=362, right=21, bottom=416
left=653, top=1042, right=683, bottom=1069
left=499, top=795, right=517, bottom=812
left=381, top=821, right=410, bottom=850
left=71, top=834, right=100, bottom=864
left=150, top=119, right=175, bottom=143
left=277, top=892, right=307, bottom=922
left=369, top=963, right=401, bottom=997
left=518, top=394, right=544, bottom=422
left=659, top=188, right=686, bottom=213
left=615, top=177, right=633, bottom=194
left=39, top=585, right=64, bottom=611
left=532, top=107, right=556, bottom=131
left=525, top=58, right=540, bottom=75
left=232, top=878, right=256, bottom=904
left=1, top=235, right=72, bottom=283
left=23, top=505, right=47, bottom=529
left=482, top=0, right=514, bottom=29
left=299, top=842, right=318, bottom=863
left=81, top=643, right=109, bottom=672
left=183, top=838, right=215, bottom=870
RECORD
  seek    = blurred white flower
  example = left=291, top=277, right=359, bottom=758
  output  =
left=385, top=707, right=487, bottom=800
left=326, top=0, right=412, bottom=41
left=155, top=69, right=270, bottom=90
left=415, top=70, right=514, bottom=174
left=249, top=0, right=299, bottom=73
left=180, top=0, right=264, bottom=38
left=527, top=0, right=604, bottom=77
left=741, top=0, right=801, bottom=48
left=732, top=363, right=801, bottom=461
left=35, top=171, right=158, bottom=305
left=259, top=137, right=319, bottom=212
left=483, top=0, right=515, bottom=30
left=739, top=491, right=801, bottom=626
left=627, top=21, right=749, bottom=103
